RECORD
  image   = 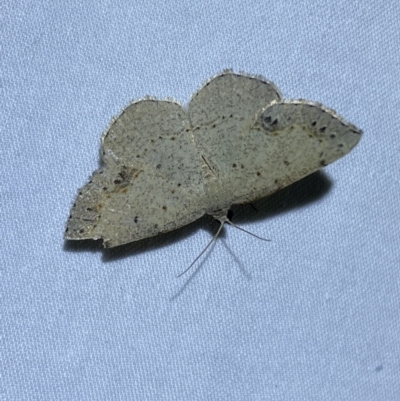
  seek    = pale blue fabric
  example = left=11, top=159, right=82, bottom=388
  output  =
left=2, top=1, right=400, bottom=400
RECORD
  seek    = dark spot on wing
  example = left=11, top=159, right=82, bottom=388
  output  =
left=319, top=127, right=326, bottom=133
left=232, top=163, right=237, bottom=168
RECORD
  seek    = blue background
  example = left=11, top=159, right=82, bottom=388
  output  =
left=2, top=1, right=399, bottom=400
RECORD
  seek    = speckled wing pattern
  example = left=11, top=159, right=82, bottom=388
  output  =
left=188, top=73, right=282, bottom=214
left=65, top=100, right=206, bottom=247
left=65, top=71, right=362, bottom=247
left=229, top=100, right=362, bottom=204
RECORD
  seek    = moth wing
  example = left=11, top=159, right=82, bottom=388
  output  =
left=188, top=71, right=282, bottom=196
left=229, top=100, right=363, bottom=205
left=65, top=99, right=206, bottom=247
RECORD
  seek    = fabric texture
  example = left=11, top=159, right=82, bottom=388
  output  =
left=2, top=1, right=399, bottom=400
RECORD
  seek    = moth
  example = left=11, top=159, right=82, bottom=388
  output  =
left=65, top=71, right=362, bottom=250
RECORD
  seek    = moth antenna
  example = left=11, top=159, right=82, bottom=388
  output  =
left=225, top=220, right=271, bottom=242
left=177, top=221, right=225, bottom=277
